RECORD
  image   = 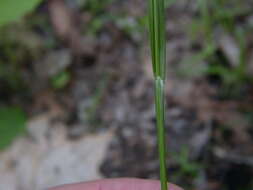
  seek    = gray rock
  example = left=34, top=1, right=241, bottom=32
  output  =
left=0, top=115, right=113, bottom=190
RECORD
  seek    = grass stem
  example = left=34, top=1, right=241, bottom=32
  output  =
left=148, top=0, right=168, bottom=190
left=155, top=77, right=168, bottom=190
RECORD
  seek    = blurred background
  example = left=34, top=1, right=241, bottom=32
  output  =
left=0, top=0, right=253, bottom=189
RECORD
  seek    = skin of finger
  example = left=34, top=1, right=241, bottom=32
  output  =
left=49, top=178, right=183, bottom=190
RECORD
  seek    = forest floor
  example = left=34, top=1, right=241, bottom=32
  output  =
left=0, top=0, right=253, bottom=190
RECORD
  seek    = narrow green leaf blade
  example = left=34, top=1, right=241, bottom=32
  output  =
left=148, top=0, right=166, bottom=80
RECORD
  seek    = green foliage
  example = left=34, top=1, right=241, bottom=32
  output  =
left=172, top=147, right=201, bottom=177
left=170, top=147, right=202, bottom=190
left=85, top=73, right=110, bottom=127
left=115, top=16, right=144, bottom=38
left=184, top=0, right=252, bottom=98
left=51, top=71, right=71, bottom=90
left=178, top=43, right=217, bottom=78
left=82, top=0, right=145, bottom=39
left=0, top=62, right=24, bottom=91
left=206, top=28, right=251, bottom=98
left=0, top=0, right=43, bottom=27
left=80, top=0, right=114, bottom=35
left=148, top=0, right=168, bottom=190
left=0, top=25, right=42, bottom=91
left=0, top=107, right=27, bottom=150
left=83, top=0, right=114, bottom=16
left=195, top=0, right=251, bottom=37
left=165, top=0, right=177, bottom=8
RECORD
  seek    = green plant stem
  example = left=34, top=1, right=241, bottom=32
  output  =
left=155, top=77, right=168, bottom=190
left=148, top=0, right=168, bottom=189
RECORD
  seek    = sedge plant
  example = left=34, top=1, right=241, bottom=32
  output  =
left=148, top=0, right=168, bottom=190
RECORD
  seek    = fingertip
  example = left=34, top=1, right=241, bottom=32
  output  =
left=48, top=178, right=184, bottom=190
left=108, top=178, right=184, bottom=190
left=168, top=183, right=184, bottom=190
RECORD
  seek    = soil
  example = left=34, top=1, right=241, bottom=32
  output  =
left=0, top=0, right=253, bottom=190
